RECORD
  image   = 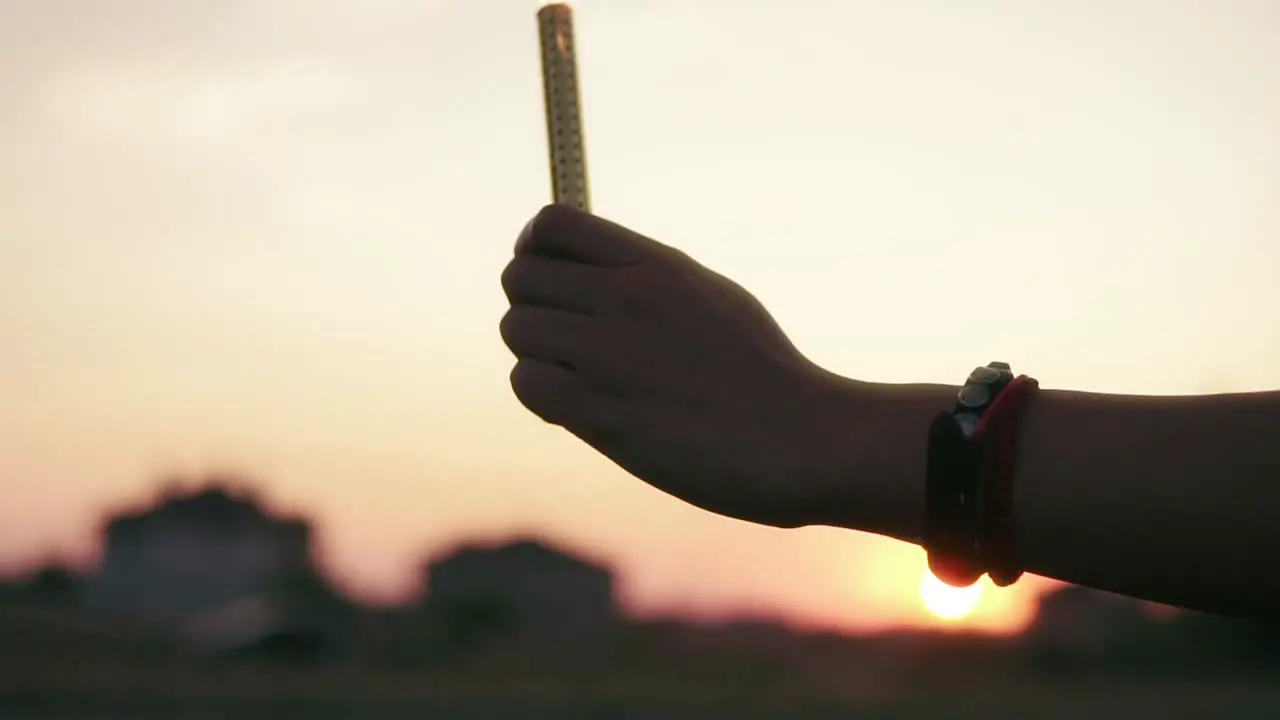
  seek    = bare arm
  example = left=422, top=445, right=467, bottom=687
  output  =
left=839, top=380, right=1280, bottom=618
left=501, top=205, right=1280, bottom=619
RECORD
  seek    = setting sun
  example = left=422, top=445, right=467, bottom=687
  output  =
left=918, top=569, right=983, bottom=621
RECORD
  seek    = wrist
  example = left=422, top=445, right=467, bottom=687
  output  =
left=808, top=373, right=957, bottom=546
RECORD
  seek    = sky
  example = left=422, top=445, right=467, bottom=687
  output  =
left=1, top=0, right=1278, bottom=634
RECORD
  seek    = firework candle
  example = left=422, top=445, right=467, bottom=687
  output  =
left=538, top=2, right=591, bottom=212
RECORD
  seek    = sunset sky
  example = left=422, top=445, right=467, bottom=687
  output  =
left=2, top=0, right=1277, bottom=634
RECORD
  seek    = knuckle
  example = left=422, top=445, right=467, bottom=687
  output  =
left=660, top=245, right=690, bottom=264
left=535, top=203, right=562, bottom=226
left=527, top=204, right=571, bottom=247
left=509, top=362, right=531, bottom=397
left=509, top=363, right=541, bottom=414
left=500, top=260, right=520, bottom=295
left=509, top=362, right=556, bottom=421
left=498, top=307, right=521, bottom=346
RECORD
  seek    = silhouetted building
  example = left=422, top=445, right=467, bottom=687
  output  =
left=84, top=482, right=354, bottom=662
left=422, top=538, right=619, bottom=663
left=86, top=483, right=311, bottom=627
left=0, top=563, right=84, bottom=611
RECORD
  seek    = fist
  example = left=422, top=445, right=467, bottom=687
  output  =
left=499, top=205, right=858, bottom=529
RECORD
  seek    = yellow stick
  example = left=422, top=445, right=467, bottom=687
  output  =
left=537, top=3, right=591, bottom=213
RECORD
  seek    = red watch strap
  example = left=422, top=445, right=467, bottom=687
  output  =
left=974, top=375, right=1039, bottom=587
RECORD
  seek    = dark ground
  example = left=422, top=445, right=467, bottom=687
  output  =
left=5, top=672, right=1280, bottom=720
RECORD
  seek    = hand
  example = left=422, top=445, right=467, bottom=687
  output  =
left=499, top=204, right=866, bottom=529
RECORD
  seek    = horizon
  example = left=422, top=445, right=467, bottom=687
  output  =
left=0, top=475, right=1050, bottom=633
left=3, top=0, right=1277, bottom=638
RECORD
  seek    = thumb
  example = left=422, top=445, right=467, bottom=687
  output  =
left=515, top=204, right=668, bottom=267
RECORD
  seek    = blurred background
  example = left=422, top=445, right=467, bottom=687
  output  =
left=2, top=0, right=1278, bottom=717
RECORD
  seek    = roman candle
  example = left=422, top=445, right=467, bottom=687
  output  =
left=538, top=2, right=591, bottom=212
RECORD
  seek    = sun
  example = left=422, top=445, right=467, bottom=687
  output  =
left=918, top=569, right=983, bottom=621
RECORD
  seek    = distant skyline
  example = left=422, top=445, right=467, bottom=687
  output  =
left=2, top=0, right=1278, bottom=635
left=1, top=476, right=1038, bottom=631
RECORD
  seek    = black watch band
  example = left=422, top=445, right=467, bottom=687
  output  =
left=923, top=361, right=1014, bottom=587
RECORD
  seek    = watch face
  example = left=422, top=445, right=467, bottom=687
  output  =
left=953, top=364, right=1014, bottom=435
left=958, top=383, right=991, bottom=409
left=969, top=365, right=1003, bottom=385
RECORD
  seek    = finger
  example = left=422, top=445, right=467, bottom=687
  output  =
left=509, top=359, right=591, bottom=427
left=510, top=359, right=627, bottom=446
left=499, top=305, right=593, bottom=366
left=515, top=204, right=670, bottom=267
left=501, top=255, right=601, bottom=315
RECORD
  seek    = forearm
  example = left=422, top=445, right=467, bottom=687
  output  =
left=840, top=380, right=1280, bottom=618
